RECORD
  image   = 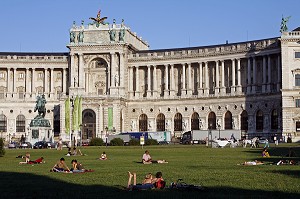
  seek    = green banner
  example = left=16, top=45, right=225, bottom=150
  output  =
left=78, top=96, right=82, bottom=128
left=72, top=96, right=79, bottom=131
left=108, top=107, right=113, bottom=130
left=65, top=97, right=70, bottom=134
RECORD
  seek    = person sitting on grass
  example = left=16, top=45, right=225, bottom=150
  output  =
left=262, top=148, right=270, bottom=158
left=70, top=159, right=85, bottom=173
left=152, top=172, right=166, bottom=189
left=127, top=171, right=154, bottom=190
left=51, top=157, right=70, bottom=172
left=99, top=152, right=107, bottom=160
left=142, top=150, right=168, bottom=164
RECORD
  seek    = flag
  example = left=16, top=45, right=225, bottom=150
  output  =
left=65, top=97, right=70, bottom=134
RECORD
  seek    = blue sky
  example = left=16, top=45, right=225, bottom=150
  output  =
left=0, top=0, right=299, bottom=52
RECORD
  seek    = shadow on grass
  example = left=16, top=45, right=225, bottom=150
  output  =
left=269, top=170, right=300, bottom=179
left=1, top=172, right=299, bottom=199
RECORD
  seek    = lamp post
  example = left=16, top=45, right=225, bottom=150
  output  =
left=217, top=124, right=221, bottom=139
left=105, top=126, right=108, bottom=148
left=79, top=124, right=83, bottom=146
left=208, top=124, right=212, bottom=147
left=0, top=130, right=2, bottom=138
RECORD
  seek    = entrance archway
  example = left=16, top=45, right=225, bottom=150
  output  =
left=82, top=109, right=96, bottom=140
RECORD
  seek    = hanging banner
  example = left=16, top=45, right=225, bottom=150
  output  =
left=108, top=107, right=113, bottom=130
left=65, top=97, right=70, bottom=134
left=72, top=96, right=79, bottom=131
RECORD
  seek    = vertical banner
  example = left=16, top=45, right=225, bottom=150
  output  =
left=108, top=107, right=113, bottom=130
left=72, top=96, right=79, bottom=131
left=78, top=96, right=82, bottom=128
left=65, top=97, right=70, bottom=134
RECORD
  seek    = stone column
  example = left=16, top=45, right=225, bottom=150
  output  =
left=262, top=56, right=267, bottom=93
left=78, top=53, right=84, bottom=88
left=153, top=65, right=158, bottom=98
left=25, top=68, right=30, bottom=97
left=204, top=62, right=209, bottom=95
left=13, top=68, right=16, bottom=94
left=170, top=64, right=175, bottom=97
left=220, top=60, right=226, bottom=94
left=44, top=68, right=48, bottom=94
left=50, top=69, right=54, bottom=96
left=120, top=53, right=125, bottom=87
left=147, top=65, right=151, bottom=97
left=215, top=61, right=220, bottom=94
left=164, top=64, right=169, bottom=97
left=128, top=66, right=134, bottom=99
left=182, top=63, right=186, bottom=96
left=247, top=58, right=251, bottom=94
left=231, top=59, right=236, bottom=93
left=252, top=56, right=256, bottom=93
left=110, top=52, right=115, bottom=87
left=277, top=54, right=281, bottom=91
left=198, top=62, right=203, bottom=95
left=135, top=66, right=140, bottom=98
left=187, top=63, right=192, bottom=96
left=236, top=59, right=242, bottom=93
left=7, top=68, right=11, bottom=98
left=63, top=68, right=67, bottom=94
left=70, top=54, right=75, bottom=88
left=32, top=68, right=36, bottom=97
left=267, top=55, right=271, bottom=92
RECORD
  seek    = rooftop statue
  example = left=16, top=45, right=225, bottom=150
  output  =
left=89, top=10, right=108, bottom=27
left=280, top=15, right=291, bottom=33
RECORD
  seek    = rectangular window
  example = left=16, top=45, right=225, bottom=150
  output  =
left=295, top=74, right=300, bottom=86
left=296, top=121, right=300, bottom=132
left=295, top=52, right=300, bottom=58
left=0, top=72, right=4, bottom=79
left=19, top=92, right=24, bottom=99
left=296, top=99, right=300, bottom=107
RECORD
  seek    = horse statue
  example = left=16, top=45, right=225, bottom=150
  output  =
left=34, top=94, right=46, bottom=118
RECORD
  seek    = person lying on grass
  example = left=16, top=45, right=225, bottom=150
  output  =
left=19, top=157, right=44, bottom=164
left=51, top=157, right=70, bottom=172
left=127, top=171, right=166, bottom=190
left=239, top=160, right=264, bottom=165
left=142, top=150, right=168, bottom=164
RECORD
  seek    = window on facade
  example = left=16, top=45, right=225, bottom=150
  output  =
left=295, top=74, right=300, bottom=86
left=191, top=112, right=199, bottom=130
left=139, top=114, right=148, bottom=132
left=56, top=72, right=62, bottom=81
left=295, top=52, right=300, bottom=58
left=296, top=99, right=300, bottom=107
left=208, top=112, right=216, bottom=129
left=19, top=73, right=24, bottom=79
left=271, top=109, right=278, bottom=130
left=16, top=114, right=25, bottom=132
left=0, top=72, right=4, bottom=79
left=98, top=89, right=103, bottom=95
left=224, top=111, right=233, bottom=129
left=174, top=113, right=182, bottom=131
left=38, top=72, right=44, bottom=80
left=296, top=121, right=300, bottom=132
left=18, top=87, right=24, bottom=99
left=256, top=110, right=264, bottom=131
left=0, top=114, right=7, bottom=132
left=156, top=113, right=165, bottom=131
left=241, top=110, right=248, bottom=131
left=0, top=87, right=5, bottom=99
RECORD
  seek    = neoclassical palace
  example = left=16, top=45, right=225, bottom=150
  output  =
left=0, top=13, right=300, bottom=143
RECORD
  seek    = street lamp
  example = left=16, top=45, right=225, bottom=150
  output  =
left=105, top=126, right=108, bottom=148
left=208, top=123, right=212, bottom=147
left=217, top=124, right=221, bottom=139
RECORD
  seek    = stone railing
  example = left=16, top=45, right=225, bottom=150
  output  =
left=0, top=55, right=68, bottom=62
left=129, top=38, right=279, bottom=60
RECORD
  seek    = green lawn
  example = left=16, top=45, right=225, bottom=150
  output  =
left=0, top=143, right=299, bottom=199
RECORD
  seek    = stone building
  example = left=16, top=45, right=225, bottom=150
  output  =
left=0, top=13, right=299, bottom=143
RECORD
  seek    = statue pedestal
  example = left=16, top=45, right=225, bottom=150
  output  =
left=28, top=116, right=53, bottom=146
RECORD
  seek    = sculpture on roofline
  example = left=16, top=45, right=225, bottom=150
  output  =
left=280, top=15, right=291, bottom=33
left=89, top=10, right=108, bottom=27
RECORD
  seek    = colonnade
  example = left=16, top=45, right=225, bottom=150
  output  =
left=128, top=54, right=281, bottom=99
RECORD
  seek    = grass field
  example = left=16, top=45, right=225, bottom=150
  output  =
left=0, top=143, right=299, bottom=199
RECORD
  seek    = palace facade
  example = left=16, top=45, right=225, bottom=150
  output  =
left=0, top=15, right=300, bottom=143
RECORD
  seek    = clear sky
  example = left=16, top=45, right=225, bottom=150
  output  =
left=0, top=0, right=299, bottom=52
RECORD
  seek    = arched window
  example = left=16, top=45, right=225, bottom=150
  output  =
left=139, top=114, right=148, bottom=132
left=256, top=110, right=264, bottom=131
left=224, top=111, right=233, bottom=129
left=208, top=112, right=216, bottom=129
left=174, top=113, right=182, bottom=131
left=191, top=112, right=199, bottom=130
left=82, top=109, right=96, bottom=139
left=156, top=113, right=165, bottom=131
left=0, top=114, right=7, bottom=132
left=16, top=114, right=25, bottom=132
left=240, top=110, right=248, bottom=131
left=271, top=109, right=278, bottom=130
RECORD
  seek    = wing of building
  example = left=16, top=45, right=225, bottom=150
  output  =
left=0, top=16, right=299, bottom=144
